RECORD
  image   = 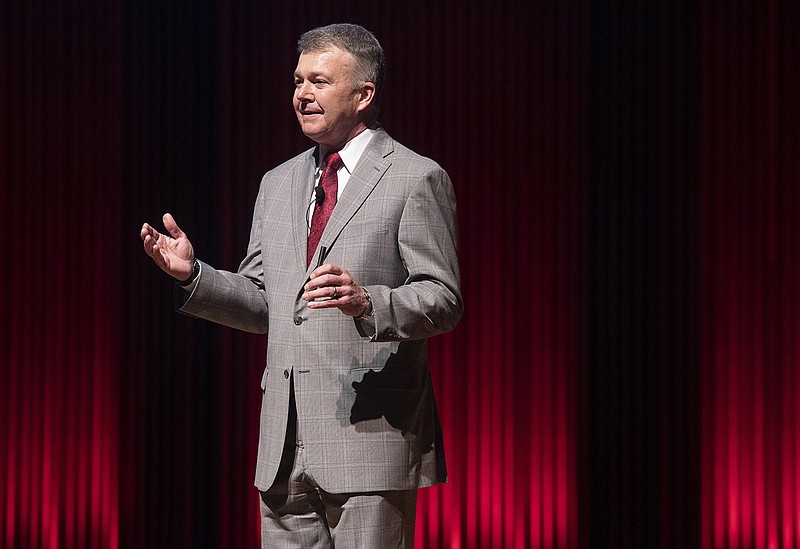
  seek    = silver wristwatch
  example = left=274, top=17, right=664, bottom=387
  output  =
left=356, top=288, right=374, bottom=320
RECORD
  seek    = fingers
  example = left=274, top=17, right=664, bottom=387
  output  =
left=305, top=265, right=351, bottom=294
left=162, top=213, right=185, bottom=240
left=303, top=276, right=344, bottom=302
left=309, top=263, right=344, bottom=279
left=304, top=283, right=354, bottom=309
left=141, top=224, right=158, bottom=255
left=140, top=222, right=159, bottom=242
left=304, top=266, right=343, bottom=301
left=140, top=222, right=171, bottom=272
left=303, top=264, right=367, bottom=316
left=305, top=273, right=342, bottom=290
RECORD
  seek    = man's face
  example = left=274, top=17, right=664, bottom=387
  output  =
left=293, top=47, right=368, bottom=150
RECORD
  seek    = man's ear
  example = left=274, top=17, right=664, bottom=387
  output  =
left=356, top=82, right=376, bottom=112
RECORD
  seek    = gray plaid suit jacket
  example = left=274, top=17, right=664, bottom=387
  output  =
left=176, top=126, right=462, bottom=493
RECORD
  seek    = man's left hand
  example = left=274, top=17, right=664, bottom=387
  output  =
left=303, top=264, right=371, bottom=317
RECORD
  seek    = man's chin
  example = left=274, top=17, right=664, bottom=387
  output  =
left=299, top=123, right=323, bottom=141
left=302, top=129, right=336, bottom=148
left=303, top=133, right=324, bottom=145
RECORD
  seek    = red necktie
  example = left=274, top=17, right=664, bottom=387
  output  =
left=307, top=152, right=343, bottom=266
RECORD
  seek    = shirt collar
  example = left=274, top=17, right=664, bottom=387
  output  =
left=318, top=127, right=376, bottom=174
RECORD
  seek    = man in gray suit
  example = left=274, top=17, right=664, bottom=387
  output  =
left=140, top=23, right=462, bottom=548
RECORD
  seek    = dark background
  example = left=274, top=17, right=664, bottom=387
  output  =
left=2, top=0, right=798, bottom=547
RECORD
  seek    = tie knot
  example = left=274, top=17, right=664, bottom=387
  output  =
left=323, top=152, right=343, bottom=172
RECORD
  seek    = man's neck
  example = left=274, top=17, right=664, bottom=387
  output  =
left=319, top=120, right=377, bottom=155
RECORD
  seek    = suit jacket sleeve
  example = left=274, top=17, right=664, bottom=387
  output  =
left=359, top=163, right=463, bottom=342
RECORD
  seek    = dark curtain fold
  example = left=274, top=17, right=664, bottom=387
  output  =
left=588, top=2, right=701, bottom=546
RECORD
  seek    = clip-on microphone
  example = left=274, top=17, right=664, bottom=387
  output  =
left=314, top=186, right=326, bottom=205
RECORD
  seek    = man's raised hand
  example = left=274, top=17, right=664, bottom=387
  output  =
left=140, top=213, right=195, bottom=281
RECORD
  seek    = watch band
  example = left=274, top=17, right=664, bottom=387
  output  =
left=356, top=288, right=374, bottom=320
left=177, top=259, right=200, bottom=286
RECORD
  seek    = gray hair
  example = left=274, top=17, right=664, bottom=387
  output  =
left=298, top=24, right=386, bottom=110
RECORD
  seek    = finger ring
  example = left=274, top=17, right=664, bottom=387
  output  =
left=333, top=287, right=337, bottom=298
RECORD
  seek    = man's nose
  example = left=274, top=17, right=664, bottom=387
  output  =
left=295, top=82, right=313, bottom=101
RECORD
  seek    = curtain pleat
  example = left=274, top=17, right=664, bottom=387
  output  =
left=701, top=1, right=800, bottom=547
left=1, top=1, right=123, bottom=547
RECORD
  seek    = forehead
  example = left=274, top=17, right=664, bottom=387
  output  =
left=294, top=47, right=356, bottom=77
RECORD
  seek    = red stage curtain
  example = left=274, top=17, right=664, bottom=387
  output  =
left=701, top=1, right=800, bottom=547
left=1, top=1, right=123, bottom=547
left=2, top=1, right=798, bottom=548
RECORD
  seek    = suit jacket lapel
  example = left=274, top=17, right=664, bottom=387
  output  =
left=311, top=129, right=394, bottom=272
left=292, top=148, right=318, bottom=271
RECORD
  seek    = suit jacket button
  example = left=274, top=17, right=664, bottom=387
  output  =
left=283, top=369, right=290, bottom=379
left=294, top=316, right=303, bottom=325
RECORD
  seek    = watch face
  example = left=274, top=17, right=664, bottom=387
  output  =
left=355, top=289, right=373, bottom=320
